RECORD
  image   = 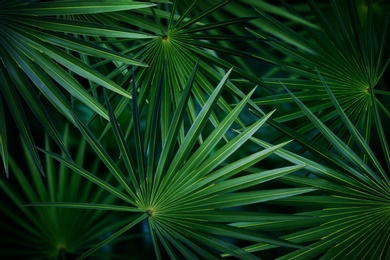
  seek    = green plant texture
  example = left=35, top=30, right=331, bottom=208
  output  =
left=0, top=0, right=389, bottom=259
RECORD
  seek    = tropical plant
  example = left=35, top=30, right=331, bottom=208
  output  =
left=243, top=74, right=390, bottom=259
left=0, top=0, right=389, bottom=259
left=0, top=126, right=120, bottom=259
left=249, top=0, right=390, bottom=163
left=35, top=65, right=315, bottom=259
left=0, top=0, right=154, bottom=176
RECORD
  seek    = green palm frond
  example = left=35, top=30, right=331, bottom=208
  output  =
left=0, top=0, right=154, bottom=175
left=0, top=126, right=121, bottom=259
left=1, top=1, right=389, bottom=259
left=249, top=0, right=390, bottom=166
left=38, top=66, right=314, bottom=259
left=175, top=0, right=319, bottom=72
left=84, top=0, right=268, bottom=143
left=242, top=77, right=390, bottom=259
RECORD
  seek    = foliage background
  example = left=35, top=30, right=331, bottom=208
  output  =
left=0, top=0, right=389, bottom=259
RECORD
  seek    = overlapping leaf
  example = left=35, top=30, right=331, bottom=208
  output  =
left=0, top=0, right=153, bottom=175
left=249, top=0, right=390, bottom=166
left=0, top=126, right=121, bottom=259
left=37, top=67, right=314, bottom=259
left=239, top=78, right=390, bottom=259
left=87, top=0, right=268, bottom=143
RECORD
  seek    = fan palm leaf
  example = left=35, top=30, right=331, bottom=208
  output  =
left=249, top=0, right=390, bottom=168
left=0, top=126, right=121, bottom=259
left=0, top=0, right=154, bottom=176
left=37, top=66, right=315, bottom=259
left=240, top=76, right=390, bottom=259
left=1, top=1, right=388, bottom=259
left=79, top=0, right=268, bottom=144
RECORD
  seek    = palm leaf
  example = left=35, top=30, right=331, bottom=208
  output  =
left=0, top=127, right=121, bottom=259
left=0, top=0, right=152, bottom=175
left=31, top=67, right=313, bottom=258
left=2, top=1, right=388, bottom=259
left=88, top=0, right=269, bottom=145
left=248, top=0, right=390, bottom=163
left=244, top=77, right=390, bottom=259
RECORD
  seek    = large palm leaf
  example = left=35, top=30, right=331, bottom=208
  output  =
left=0, top=126, right=120, bottom=259
left=249, top=0, right=390, bottom=168
left=76, top=0, right=269, bottom=144
left=0, top=0, right=154, bottom=176
left=241, top=75, right=390, bottom=259
left=1, top=1, right=388, bottom=259
left=36, top=66, right=315, bottom=259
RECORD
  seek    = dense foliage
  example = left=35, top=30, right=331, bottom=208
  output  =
left=1, top=0, right=389, bottom=259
